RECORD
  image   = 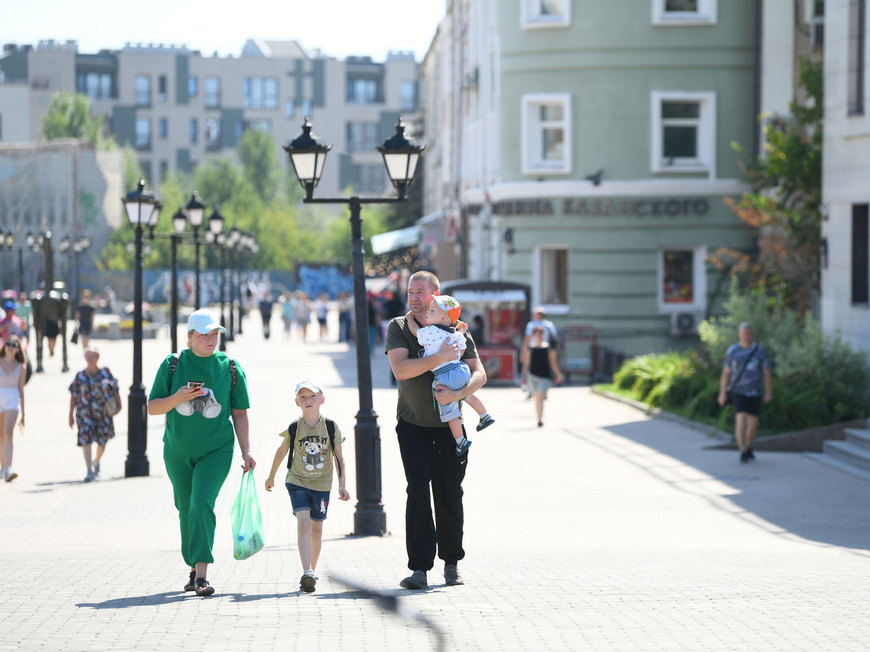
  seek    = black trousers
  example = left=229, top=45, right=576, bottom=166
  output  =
left=397, top=419, right=468, bottom=571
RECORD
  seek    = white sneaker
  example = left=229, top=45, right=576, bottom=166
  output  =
left=93, top=461, right=101, bottom=476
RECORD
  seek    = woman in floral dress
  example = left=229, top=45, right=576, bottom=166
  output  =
left=68, top=346, right=120, bottom=482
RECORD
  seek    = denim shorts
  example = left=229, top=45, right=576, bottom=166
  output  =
left=285, top=482, right=331, bottom=521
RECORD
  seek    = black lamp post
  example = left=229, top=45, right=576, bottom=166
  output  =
left=284, top=117, right=423, bottom=536
left=58, top=233, right=91, bottom=306
left=122, top=178, right=161, bottom=477
left=205, top=206, right=226, bottom=349
left=184, top=192, right=206, bottom=309
left=147, top=208, right=188, bottom=353
left=0, top=230, right=26, bottom=296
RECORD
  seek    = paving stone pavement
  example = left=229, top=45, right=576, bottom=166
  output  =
left=2, top=314, right=869, bottom=651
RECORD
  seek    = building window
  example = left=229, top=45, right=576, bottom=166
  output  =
left=244, top=77, right=278, bottom=109
left=189, top=76, right=198, bottom=98
left=159, top=160, right=169, bottom=183
left=522, top=0, right=571, bottom=28
left=400, top=81, right=418, bottom=111
left=346, top=77, right=382, bottom=104
left=135, top=117, right=151, bottom=150
left=302, top=100, right=313, bottom=118
left=848, top=0, right=866, bottom=116
left=352, top=164, right=386, bottom=193
left=536, top=246, right=569, bottom=308
left=77, top=72, right=112, bottom=99
left=135, top=75, right=151, bottom=107
left=853, top=204, right=869, bottom=305
left=652, top=0, right=718, bottom=25
left=190, top=118, right=198, bottom=144
left=205, top=76, right=221, bottom=109
left=651, top=91, right=716, bottom=174
left=285, top=99, right=295, bottom=119
left=659, top=246, right=707, bottom=311
left=205, top=118, right=221, bottom=151
left=522, top=93, right=571, bottom=175
left=158, top=75, right=167, bottom=102
left=245, top=119, right=271, bottom=133
left=159, top=118, right=168, bottom=139
left=346, top=122, right=379, bottom=152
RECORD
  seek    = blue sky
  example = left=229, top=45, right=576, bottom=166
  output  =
left=3, top=0, right=445, bottom=61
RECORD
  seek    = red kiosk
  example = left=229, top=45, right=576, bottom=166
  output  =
left=440, top=280, right=531, bottom=385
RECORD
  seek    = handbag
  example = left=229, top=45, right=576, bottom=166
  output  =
left=231, top=470, right=265, bottom=561
left=70, top=326, right=79, bottom=344
left=101, top=370, right=120, bottom=417
left=724, top=345, right=758, bottom=407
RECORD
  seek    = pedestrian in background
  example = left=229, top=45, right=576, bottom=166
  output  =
left=314, top=293, right=329, bottom=341
left=68, top=346, right=120, bottom=482
left=294, top=291, right=311, bottom=343
left=264, top=380, right=350, bottom=593
left=385, top=270, right=487, bottom=590
left=718, top=322, right=773, bottom=463
left=279, top=292, right=295, bottom=340
left=74, top=289, right=96, bottom=349
left=519, top=306, right=559, bottom=396
left=147, top=309, right=255, bottom=597
left=0, top=337, right=26, bottom=482
left=337, top=291, right=352, bottom=343
left=527, top=325, right=563, bottom=427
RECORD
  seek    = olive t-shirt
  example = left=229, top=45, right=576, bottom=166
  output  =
left=280, top=416, right=345, bottom=492
left=148, top=350, right=250, bottom=457
left=384, top=315, right=479, bottom=428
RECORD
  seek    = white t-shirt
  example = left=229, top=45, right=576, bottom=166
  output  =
left=417, top=325, right=466, bottom=371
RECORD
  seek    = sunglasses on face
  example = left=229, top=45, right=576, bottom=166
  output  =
left=6, top=342, right=19, bottom=348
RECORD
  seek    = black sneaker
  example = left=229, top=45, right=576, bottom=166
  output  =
left=400, top=570, right=427, bottom=590
left=740, top=450, right=749, bottom=463
left=476, top=414, right=495, bottom=431
left=194, top=577, right=214, bottom=596
left=300, top=574, right=316, bottom=593
left=444, top=564, right=464, bottom=586
left=184, top=569, right=196, bottom=592
left=747, top=448, right=755, bottom=461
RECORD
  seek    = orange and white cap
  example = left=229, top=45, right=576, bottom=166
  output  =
left=432, top=294, right=461, bottom=325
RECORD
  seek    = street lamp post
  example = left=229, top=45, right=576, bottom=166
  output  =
left=58, top=234, right=91, bottom=306
left=205, top=206, right=226, bottom=350
left=284, top=117, right=423, bottom=536
left=184, top=192, right=206, bottom=310
left=122, top=178, right=161, bottom=478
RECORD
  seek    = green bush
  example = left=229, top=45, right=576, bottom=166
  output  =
left=605, top=281, right=870, bottom=434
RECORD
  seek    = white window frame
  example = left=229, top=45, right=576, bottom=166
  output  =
left=533, top=245, right=570, bottom=313
left=650, top=91, right=716, bottom=176
left=522, top=93, right=572, bottom=175
left=522, top=0, right=571, bottom=29
left=657, top=245, right=707, bottom=312
left=652, top=0, right=718, bottom=26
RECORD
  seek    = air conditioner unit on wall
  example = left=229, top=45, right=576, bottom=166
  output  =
left=670, top=312, right=703, bottom=336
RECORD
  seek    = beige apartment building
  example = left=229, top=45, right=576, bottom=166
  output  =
left=0, top=39, right=420, bottom=198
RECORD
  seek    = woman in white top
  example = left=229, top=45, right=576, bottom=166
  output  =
left=0, top=337, right=26, bottom=482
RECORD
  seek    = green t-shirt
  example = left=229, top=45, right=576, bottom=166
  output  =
left=148, top=349, right=250, bottom=457
left=384, top=315, right=479, bottom=428
left=280, top=416, right=345, bottom=492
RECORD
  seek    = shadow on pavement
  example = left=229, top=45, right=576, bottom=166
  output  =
left=597, top=419, right=870, bottom=552
left=76, top=592, right=189, bottom=609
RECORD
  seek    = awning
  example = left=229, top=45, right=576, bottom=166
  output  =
left=370, top=225, right=421, bottom=255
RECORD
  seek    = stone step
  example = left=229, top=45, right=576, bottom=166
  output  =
left=844, top=428, right=870, bottom=451
left=823, top=439, right=870, bottom=474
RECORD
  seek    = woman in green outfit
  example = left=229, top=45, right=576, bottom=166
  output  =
left=148, top=309, right=256, bottom=597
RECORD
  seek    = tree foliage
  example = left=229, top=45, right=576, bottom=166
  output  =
left=712, top=58, right=822, bottom=315
left=41, top=92, right=105, bottom=145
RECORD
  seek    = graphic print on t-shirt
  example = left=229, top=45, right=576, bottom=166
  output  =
left=175, top=384, right=222, bottom=418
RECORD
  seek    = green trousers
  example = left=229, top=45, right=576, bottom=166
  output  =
left=164, top=445, right=233, bottom=567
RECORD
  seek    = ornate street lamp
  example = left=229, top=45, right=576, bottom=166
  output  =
left=284, top=117, right=424, bottom=536
left=122, top=178, right=161, bottom=477
left=184, top=191, right=206, bottom=309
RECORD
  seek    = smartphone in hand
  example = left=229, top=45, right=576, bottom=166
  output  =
left=187, top=381, right=204, bottom=395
